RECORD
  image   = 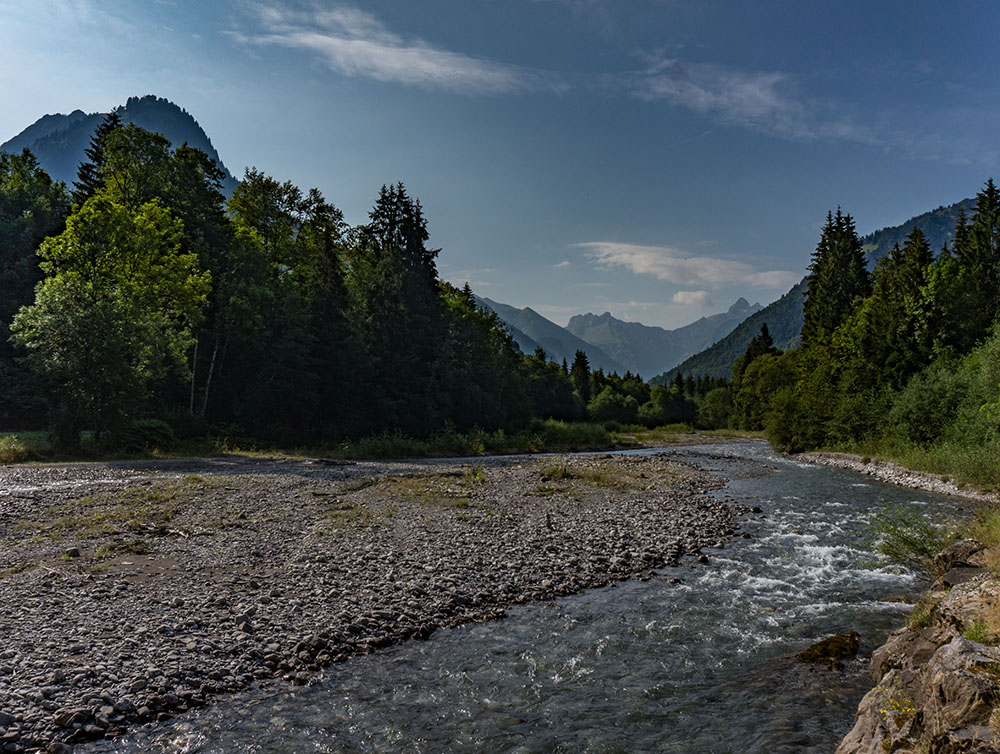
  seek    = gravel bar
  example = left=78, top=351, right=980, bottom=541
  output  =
left=0, top=451, right=756, bottom=753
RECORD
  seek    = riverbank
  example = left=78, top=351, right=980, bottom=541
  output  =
left=800, top=452, right=1000, bottom=751
left=800, top=450, right=1000, bottom=505
left=835, top=542, right=1000, bottom=753
left=0, top=451, right=754, bottom=753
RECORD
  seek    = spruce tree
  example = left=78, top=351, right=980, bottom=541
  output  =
left=953, top=179, right=1000, bottom=343
left=570, top=349, right=591, bottom=403
left=72, top=109, right=122, bottom=204
left=801, top=209, right=870, bottom=347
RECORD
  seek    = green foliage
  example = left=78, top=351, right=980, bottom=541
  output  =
left=867, top=502, right=954, bottom=580
left=72, top=109, right=121, bottom=204
left=107, top=418, right=178, bottom=452
left=963, top=618, right=991, bottom=644
left=588, top=386, right=639, bottom=424
left=886, top=358, right=967, bottom=446
left=698, top=387, right=733, bottom=429
left=11, top=193, right=209, bottom=439
left=0, top=149, right=71, bottom=427
left=570, top=349, right=591, bottom=403
left=801, top=209, right=870, bottom=347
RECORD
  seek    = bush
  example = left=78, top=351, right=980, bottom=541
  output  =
left=107, top=418, right=178, bottom=452
left=867, top=501, right=954, bottom=580
left=587, top=388, right=639, bottom=424
left=698, top=387, right=733, bottom=429
left=887, top=359, right=966, bottom=447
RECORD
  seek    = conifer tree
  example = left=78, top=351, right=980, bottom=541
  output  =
left=801, top=209, right=870, bottom=347
left=952, top=179, right=1000, bottom=343
left=570, top=350, right=591, bottom=403
left=72, top=110, right=122, bottom=204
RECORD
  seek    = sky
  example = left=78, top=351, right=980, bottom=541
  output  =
left=2, top=0, right=1000, bottom=329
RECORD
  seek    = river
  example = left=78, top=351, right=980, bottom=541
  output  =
left=84, top=440, right=962, bottom=753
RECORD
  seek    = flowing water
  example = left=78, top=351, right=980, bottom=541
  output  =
left=87, top=441, right=964, bottom=753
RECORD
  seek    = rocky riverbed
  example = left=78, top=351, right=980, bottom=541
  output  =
left=0, top=451, right=755, bottom=753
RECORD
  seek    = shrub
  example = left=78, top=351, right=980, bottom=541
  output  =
left=867, top=501, right=954, bottom=580
left=887, top=359, right=966, bottom=447
left=107, top=418, right=178, bottom=452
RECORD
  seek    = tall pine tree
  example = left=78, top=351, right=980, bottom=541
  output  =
left=72, top=109, right=122, bottom=205
left=801, top=209, right=870, bottom=347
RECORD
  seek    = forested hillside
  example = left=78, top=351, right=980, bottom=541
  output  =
left=655, top=197, right=977, bottom=382
left=0, top=113, right=712, bottom=450
left=702, top=183, right=1000, bottom=488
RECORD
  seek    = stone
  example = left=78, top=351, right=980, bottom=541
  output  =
left=796, top=632, right=861, bottom=669
left=941, top=566, right=987, bottom=588
left=934, top=539, right=987, bottom=573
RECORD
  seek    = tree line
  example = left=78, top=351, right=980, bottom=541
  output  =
left=705, top=180, right=1000, bottom=480
left=0, top=114, right=710, bottom=448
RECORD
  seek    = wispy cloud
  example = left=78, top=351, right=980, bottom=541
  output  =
left=578, top=241, right=800, bottom=289
left=554, top=260, right=571, bottom=268
left=629, top=57, right=875, bottom=144
left=672, top=290, right=713, bottom=307
left=237, top=4, right=557, bottom=94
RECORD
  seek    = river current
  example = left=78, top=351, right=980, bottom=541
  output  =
left=87, top=441, right=962, bottom=753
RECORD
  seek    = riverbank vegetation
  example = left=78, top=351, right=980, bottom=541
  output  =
left=0, top=116, right=722, bottom=460
left=700, top=180, right=1000, bottom=492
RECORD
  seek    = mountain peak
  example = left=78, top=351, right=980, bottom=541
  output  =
left=728, top=297, right=751, bottom=313
left=1, top=95, right=238, bottom=195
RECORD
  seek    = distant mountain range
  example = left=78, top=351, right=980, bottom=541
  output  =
left=475, top=296, right=627, bottom=374
left=654, top=197, right=977, bottom=383
left=1, top=95, right=238, bottom=194
left=476, top=295, right=762, bottom=378
left=565, top=298, right=761, bottom=379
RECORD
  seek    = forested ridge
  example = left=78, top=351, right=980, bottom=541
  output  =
left=0, top=115, right=710, bottom=452
left=711, top=181, right=1000, bottom=488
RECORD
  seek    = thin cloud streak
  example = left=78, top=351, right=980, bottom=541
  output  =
left=579, top=241, right=800, bottom=290
left=630, top=57, right=876, bottom=145
left=240, top=4, right=558, bottom=94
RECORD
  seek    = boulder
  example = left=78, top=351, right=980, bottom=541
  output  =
left=795, top=632, right=861, bottom=669
left=934, top=540, right=987, bottom=573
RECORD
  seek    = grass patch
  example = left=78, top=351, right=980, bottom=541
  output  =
left=25, top=477, right=217, bottom=541
left=317, top=502, right=384, bottom=533
left=965, top=507, right=1000, bottom=549
left=848, top=437, right=1000, bottom=494
left=377, top=468, right=488, bottom=508
left=0, top=432, right=51, bottom=463
left=529, top=458, right=676, bottom=499
left=964, top=617, right=992, bottom=644
left=93, top=538, right=153, bottom=559
left=908, top=595, right=935, bottom=629
left=0, top=561, right=37, bottom=579
left=0, top=419, right=618, bottom=464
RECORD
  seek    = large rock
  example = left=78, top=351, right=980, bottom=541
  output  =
left=795, top=632, right=861, bottom=669
left=837, top=638, right=1000, bottom=754
left=934, top=540, right=987, bottom=573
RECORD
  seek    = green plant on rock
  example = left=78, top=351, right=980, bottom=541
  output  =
left=963, top=618, right=991, bottom=643
left=867, top=501, right=955, bottom=579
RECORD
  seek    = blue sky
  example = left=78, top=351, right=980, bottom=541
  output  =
left=2, top=1, right=999, bottom=328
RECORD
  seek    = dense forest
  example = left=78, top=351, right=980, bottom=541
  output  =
left=709, top=182, right=1000, bottom=486
left=0, top=114, right=709, bottom=450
